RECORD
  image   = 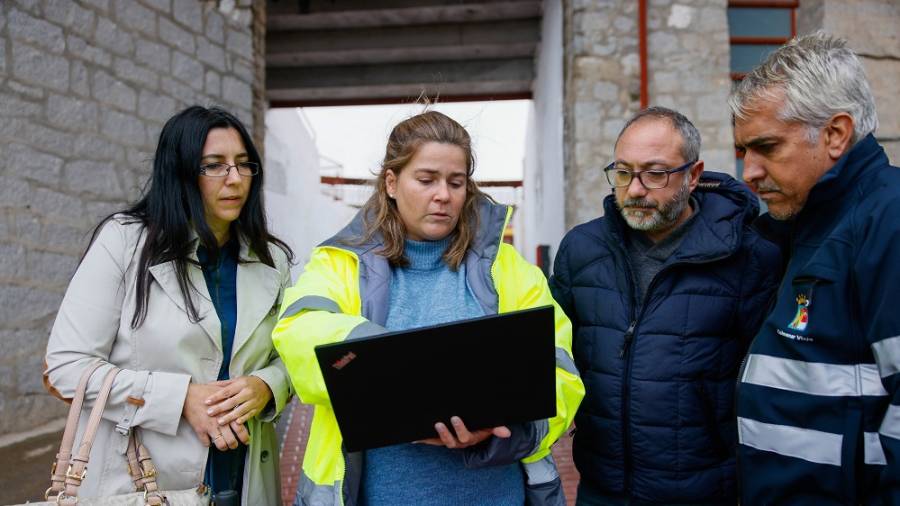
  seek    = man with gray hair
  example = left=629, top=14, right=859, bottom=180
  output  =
left=551, top=106, right=780, bottom=504
left=732, top=32, right=900, bottom=503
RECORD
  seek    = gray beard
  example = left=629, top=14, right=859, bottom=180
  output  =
left=617, top=177, right=692, bottom=232
left=768, top=208, right=796, bottom=221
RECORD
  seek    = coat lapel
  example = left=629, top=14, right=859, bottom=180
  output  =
left=149, top=257, right=222, bottom=351
left=232, top=241, right=281, bottom=358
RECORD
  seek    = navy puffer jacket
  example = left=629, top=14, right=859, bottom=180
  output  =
left=550, top=172, right=781, bottom=503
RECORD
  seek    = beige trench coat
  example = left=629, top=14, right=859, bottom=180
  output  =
left=44, top=216, right=292, bottom=505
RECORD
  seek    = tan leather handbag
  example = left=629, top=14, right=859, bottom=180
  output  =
left=25, top=362, right=210, bottom=506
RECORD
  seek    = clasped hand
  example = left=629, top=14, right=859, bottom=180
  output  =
left=182, top=375, right=272, bottom=451
left=417, top=416, right=511, bottom=449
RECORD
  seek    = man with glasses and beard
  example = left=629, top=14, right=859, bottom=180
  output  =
left=550, top=107, right=781, bottom=505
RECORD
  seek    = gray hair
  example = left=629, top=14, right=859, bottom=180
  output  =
left=615, top=106, right=701, bottom=163
left=728, top=31, right=878, bottom=144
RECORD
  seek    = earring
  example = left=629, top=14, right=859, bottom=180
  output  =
left=388, top=193, right=395, bottom=199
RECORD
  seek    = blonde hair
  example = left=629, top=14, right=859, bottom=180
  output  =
left=358, top=110, right=488, bottom=269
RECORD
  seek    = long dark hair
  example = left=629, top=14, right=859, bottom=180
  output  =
left=87, top=106, right=293, bottom=328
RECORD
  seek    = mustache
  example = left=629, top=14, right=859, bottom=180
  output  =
left=755, top=182, right=782, bottom=193
left=621, top=198, right=657, bottom=209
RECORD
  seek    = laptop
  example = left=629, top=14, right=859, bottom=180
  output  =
left=314, top=305, right=557, bottom=452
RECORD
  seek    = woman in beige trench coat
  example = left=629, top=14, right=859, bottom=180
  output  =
left=44, top=106, right=293, bottom=505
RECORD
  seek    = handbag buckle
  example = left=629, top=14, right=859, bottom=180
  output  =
left=65, top=464, right=87, bottom=481
left=143, top=489, right=167, bottom=504
left=44, top=487, right=58, bottom=500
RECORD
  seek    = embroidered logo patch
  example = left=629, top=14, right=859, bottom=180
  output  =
left=788, top=294, right=809, bottom=331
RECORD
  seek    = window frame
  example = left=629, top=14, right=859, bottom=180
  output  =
left=728, top=0, right=799, bottom=169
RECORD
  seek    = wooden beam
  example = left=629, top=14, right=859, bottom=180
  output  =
left=267, top=19, right=540, bottom=54
left=271, top=92, right=532, bottom=108
left=268, top=80, right=533, bottom=104
left=268, top=1, right=542, bottom=31
left=267, top=42, right=537, bottom=67
left=267, top=58, right=534, bottom=90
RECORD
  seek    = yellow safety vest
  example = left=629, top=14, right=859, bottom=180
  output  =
left=273, top=201, right=584, bottom=505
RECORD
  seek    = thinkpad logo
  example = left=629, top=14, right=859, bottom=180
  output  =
left=332, top=352, right=357, bottom=370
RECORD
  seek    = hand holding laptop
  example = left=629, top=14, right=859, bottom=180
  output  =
left=416, top=415, right=511, bottom=449
left=314, top=306, right=557, bottom=451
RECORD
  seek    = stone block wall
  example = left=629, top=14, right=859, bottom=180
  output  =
left=0, top=0, right=264, bottom=436
left=798, top=0, right=900, bottom=164
left=563, top=0, right=735, bottom=228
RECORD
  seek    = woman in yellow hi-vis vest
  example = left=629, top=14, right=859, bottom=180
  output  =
left=273, top=111, right=584, bottom=506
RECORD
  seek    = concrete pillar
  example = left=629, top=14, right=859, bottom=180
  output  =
left=522, top=0, right=566, bottom=265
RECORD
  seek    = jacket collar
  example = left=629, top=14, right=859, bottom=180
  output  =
left=148, top=228, right=281, bottom=357
left=321, top=195, right=510, bottom=257
left=797, top=134, right=888, bottom=218
left=604, top=171, right=759, bottom=263
left=320, top=195, right=511, bottom=323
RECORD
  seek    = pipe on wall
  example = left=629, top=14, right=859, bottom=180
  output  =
left=638, top=0, right=648, bottom=109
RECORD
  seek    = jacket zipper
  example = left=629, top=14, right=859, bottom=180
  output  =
left=619, top=321, right=637, bottom=358
left=734, top=343, right=753, bottom=502
left=620, top=317, right=637, bottom=494
left=611, top=237, right=640, bottom=495
left=733, top=219, right=794, bottom=501
left=615, top=243, right=730, bottom=495
left=620, top=268, right=658, bottom=494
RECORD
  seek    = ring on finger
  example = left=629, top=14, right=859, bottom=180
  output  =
left=212, top=433, right=224, bottom=441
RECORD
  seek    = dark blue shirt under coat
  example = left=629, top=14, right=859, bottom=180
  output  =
left=197, top=237, right=246, bottom=499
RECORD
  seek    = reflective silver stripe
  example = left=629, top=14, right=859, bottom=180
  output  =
left=295, top=471, right=341, bottom=506
left=741, top=354, right=888, bottom=397
left=555, top=347, right=579, bottom=376
left=522, top=453, right=559, bottom=485
left=281, top=295, right=342, bottom=319
left=859, top=362, right=887, bottom=396
left=346, top=320, right=386, bottom=341
left=531, top=419, right=550, bottom=455
left=737, top=417, right=843, bottom=466
left=872, top=335, right=900, bottom=378
left=865, top=432, right=887, bottom=465
left=881, top=404, right=900, bottom=441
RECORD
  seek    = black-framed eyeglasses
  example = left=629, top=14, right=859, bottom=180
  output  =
left=199, top=162, right=259, bottom=177
left=603, top=160, right=696, bottom=189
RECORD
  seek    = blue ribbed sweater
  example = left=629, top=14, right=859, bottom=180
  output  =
left=361, top=237, right=525, bottom=506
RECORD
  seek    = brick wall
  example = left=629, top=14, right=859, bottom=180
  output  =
left=0, top=0, right=264, bottom=436
left=563, top=0, right=734, bottom=228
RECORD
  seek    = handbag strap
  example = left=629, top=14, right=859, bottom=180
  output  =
left=127, top=430, right=166, bottom=506
left=56, top=366, right=122, bottom=505
left=47, top=360, right=105, bottom=499
left=49, top=364, right=198, bottom=506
